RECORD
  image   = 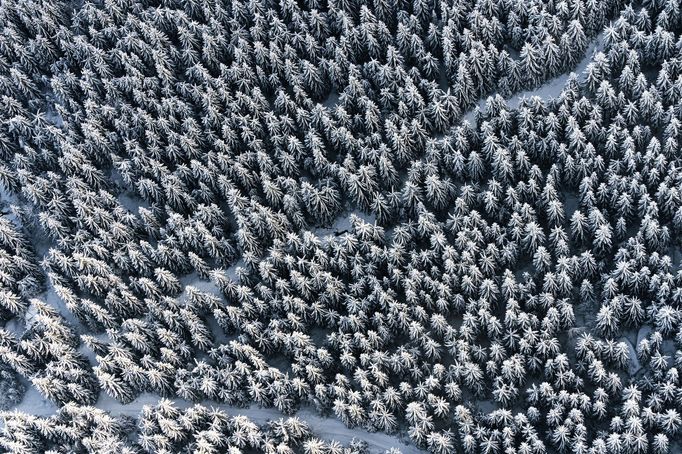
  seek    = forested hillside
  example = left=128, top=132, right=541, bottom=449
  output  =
left=1, top=0, right=682, bottom=452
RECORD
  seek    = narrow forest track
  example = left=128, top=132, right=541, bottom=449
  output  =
left=10, top=390, right=425, bottom=453
left=463, top=31, right=605, bottom=124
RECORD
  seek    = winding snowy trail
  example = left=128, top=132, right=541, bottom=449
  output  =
left=463, top=32, right=605, bottom=124
left=9, top=391, right=423, bottom=453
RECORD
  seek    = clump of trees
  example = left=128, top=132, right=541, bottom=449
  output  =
left=0, top=300, right=99, bottom=406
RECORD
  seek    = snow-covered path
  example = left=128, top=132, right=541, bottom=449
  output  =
left=506, top=31, right=605, bottom=109
left=9, top=391, right=424, bottom=453
left=463, top=32, right=604, bottom=124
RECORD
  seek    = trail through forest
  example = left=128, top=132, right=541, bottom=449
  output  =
left=463, top=32, right=605, bottom=124
left=10, top=390, right=425, bottom=453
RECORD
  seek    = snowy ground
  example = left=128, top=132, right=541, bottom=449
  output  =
left=463, top=32, right=605, bottom=124
left=6, top=385, right=57, bottom=417
left=118, top=192, right=150, bottom=213
left=313, top=210, right=377, bottom=239
left=179, top=271, right=223, bottom=296
left=44, top=109, right=64, bottom=129
left=322, top=91, right=340, bottom=109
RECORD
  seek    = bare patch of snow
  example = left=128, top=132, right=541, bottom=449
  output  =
left=475, top=399, right=498, bottom=415
left=314, top=211, right=377, bottom=239
left=2, top=318, right=23, bottom=337
left=226, top=258, right=246, bottom=281
left=637, top=325, right=653, bottom=347
left=44, top=110, right=64, bottom=129
left=321, top=91, right=340, bottom=109
left=118, top=192, right=150, bottom=213
left=0, top=184, right=18, bottom=206
left=7, top=383, right=58, bottom=417
left=179, top=272, right=222, bottom=297
left=314, top=217, right=351, bottom=238
left=563, top=192, right=579, bottom=218
left=78, top=343, right=98, bottom=365
left=30, top=229, right=53, bottom=262
left=661, top=340, right=677, bottom=357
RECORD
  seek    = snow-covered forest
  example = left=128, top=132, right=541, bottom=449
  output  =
left=1, top=0, right=682, bottom=452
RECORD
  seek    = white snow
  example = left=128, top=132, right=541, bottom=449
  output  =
left=118, top=192, right=150, bottom=213
left=0, top=183, right=17, bottom=205
left=44, top=110, right=64, bottom=129
left=476, top=399, right=498, bottom=414
left=6, top=384, right=58, bottom=417
left=321, top=91, right=340, bottom=109
left=226, top=258, right=246, bottom=281
left=179, top=272, right=222, bottom=297
left=662, top=340, right=677, bottom=357
left=314, top=218, right=351, bottom=238
left=2, top=318, right=23, bottom=337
